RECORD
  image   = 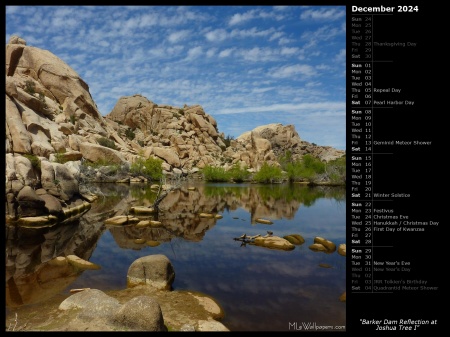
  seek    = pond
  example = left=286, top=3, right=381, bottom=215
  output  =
left=5, top=181, right=346, bottom=332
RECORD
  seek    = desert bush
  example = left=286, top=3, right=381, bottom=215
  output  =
left=286, top=154, right=326, bottom=182
left=229, top=163, right=250, bottom=182
left=24, top=80, right=35, bottom=95
left=23, top=154, right=41, bottom=171
left=54, top=153, right=69, bottom=164
left=253, top=162, right=284, bottom=183
left=130, top=156, right=163, bottom=181
left=325, top=156, right=346, bottom=185
left=223, top=134, right=234, bottom=148
left=125, top=128, right=135, bottom=140
left=202, top=165, right=231, bottom=182
left=97, top=137, right=117, bottom=150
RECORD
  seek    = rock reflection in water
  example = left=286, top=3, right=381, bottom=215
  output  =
left=5, top=183, right=130, bottom=309
left=5, top=181, right=346, bottom=331
left=5, top=218, right=102, bottom=308
left=106, top=182, right=345, bottom=251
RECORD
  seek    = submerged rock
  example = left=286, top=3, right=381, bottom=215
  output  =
left=283, top=234, right=305, bottom=245
left=66, top=255, right=101, bottom=270
left=311, top=237, right=336, bottom=253
left=337, top=243, right=346, bottom=257
left=253, top=236, right=295, bottom=251
left=255, top=218, right=273, bottom=225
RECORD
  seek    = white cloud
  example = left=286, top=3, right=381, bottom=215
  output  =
left=239, top=47, right=277, bottom=62
left=205, top=28, right=228, bottom=42
left=300, top=7, right=345, bottom=21
left=214, top=102, right=345, bottom=115
left=228, top=8, right=285, bottom=26
left=335, top=48, right=346, bottom=63
left=270, top=64, right=316, bottom=79
left=206, top=48, right=218, bottom=58
left=230, top=27, right=277, bottom=38
left=168, top=30, right=191, bottom=43
left=228, top=10, right=257, bottom=25
left=218, top=48, right=234, bottom=58
left=185, top=46, right=203, bottom=60
left=280, top=47, right=299, bottom=55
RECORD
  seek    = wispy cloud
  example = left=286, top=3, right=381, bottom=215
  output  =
left=270, top=64, right=317, bottom=79
left=214, top=102, right=345, bottom=115
left=300, top=7, right=345, bottom=21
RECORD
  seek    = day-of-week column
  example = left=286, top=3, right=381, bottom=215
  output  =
left=350, top=13, right=373, bottom=293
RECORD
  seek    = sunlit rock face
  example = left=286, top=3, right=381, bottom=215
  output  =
left=5, top=35, right=113, bottom=224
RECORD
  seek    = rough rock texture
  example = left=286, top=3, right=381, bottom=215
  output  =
left=112, top=295, right=166, bottom=331
left=127, top=254, right=175, bottom=290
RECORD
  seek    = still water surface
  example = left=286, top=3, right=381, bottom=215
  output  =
left=6, top=182, right=346, bottom=331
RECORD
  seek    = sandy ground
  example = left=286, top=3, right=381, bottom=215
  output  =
left=5, top=285, right=227, bottom=332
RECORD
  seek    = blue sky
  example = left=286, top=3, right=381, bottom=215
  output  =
left=5, top=6, right=346, bottom=150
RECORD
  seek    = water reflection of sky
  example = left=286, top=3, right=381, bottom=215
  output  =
left=68, top=185, right=346, bottom=331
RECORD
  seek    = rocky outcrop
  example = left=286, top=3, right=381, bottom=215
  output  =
left=105, top=96, right=225, bottom=170
left=5, top=35, right=345, bottom=224
left=222, top=123, right=345, bottom=170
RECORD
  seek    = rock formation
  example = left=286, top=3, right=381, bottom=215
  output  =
left=5, top=35, right=345, bottom=224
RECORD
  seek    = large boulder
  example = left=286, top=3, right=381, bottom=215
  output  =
left=16, top=185, right=46, bottom=217
left=52, top=163, right=79, bottom=201
left=152, top=147, right=180, bottom=168
left=79, top=142, right=126, bottom=165
left=127, top=254, right=175, bottom=290
left=112, top=296, right=166, bottom=331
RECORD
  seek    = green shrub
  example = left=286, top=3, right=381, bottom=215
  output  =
left=303, top=154, right=325, bottom=173
left=286, top=154, right=326, bottom=182
left=97, top=137, right=117, bottom=150
left=253, top=162, right=283, bottom=183
left=130, top=156, right=163, bottom=180
left=326, top=156, right=346, bottom=185
left=54, top=153, right=69, bottom=164
left=125, top=128, right=135, bottom=140
left=81, top=158, right=110, bottom=168
left=229, top=163, right=250, bottom=182
left=24, top=80, right=35, bottom=95
left=223, top=135, right=234, bottom=148
left=202, top=165, right=231, bottom=182
left=70, top=114, right=76, bottom=125
left=279, top=150, right=293, bottom=171
left=23, top=154, right=41, bottom=171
